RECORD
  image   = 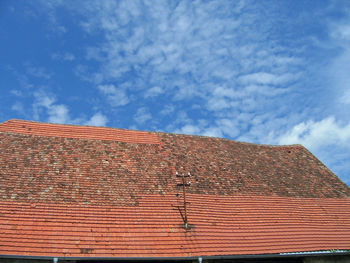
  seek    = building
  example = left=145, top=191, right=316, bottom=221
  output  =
left=0, top=119, right=349, bottom=263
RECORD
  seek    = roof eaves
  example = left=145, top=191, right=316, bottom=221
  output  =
left=2, top=251, right=350, bottom=262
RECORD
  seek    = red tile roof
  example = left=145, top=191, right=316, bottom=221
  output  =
left=1, top=196, right=350, bottom=258
left=0, top=119, right=350, bottom=259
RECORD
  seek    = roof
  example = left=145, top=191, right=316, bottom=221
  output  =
left=0, top=119, right=350, bottom=259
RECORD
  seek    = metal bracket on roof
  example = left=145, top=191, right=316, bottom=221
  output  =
left=176, top=171, right=191, bottom=230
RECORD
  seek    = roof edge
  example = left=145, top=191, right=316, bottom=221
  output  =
left=1, top=250, right=349, bottom=261
left=301, top=144, right=350, bottom=188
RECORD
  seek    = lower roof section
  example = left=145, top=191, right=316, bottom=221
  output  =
left=1, top=251, right=349, bottom=261
left=0, top=194, right=350, bottom=258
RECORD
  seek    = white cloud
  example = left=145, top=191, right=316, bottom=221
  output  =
left=33, top=91, right=108, bottom=126
left=134, top=107, right=152, bottom=125
left=278, top=116, right=350, bottom=150
left=98, top=84, right=129, bottom=106
left=42, top=1, right=305, bottom=125
left=244, top=85, right=288, bottom=97
left=52, top=52, right=75, bottom=61
left=144, top=86, right=164, bottom=98
left=173, top=118, right=238, bottom=139
left=215, top=118, right=240, bottom=138
left=63, top=53, right=75, bottom=61
left=34, top=91, right=55, bottom=109
left=84, top=112, right=108, bottom=126
left=70, top=1, right=296, bottom=99
left=175, top=124, right=201, bottom=135
left=26, top=65, right=52, bottom=79
left=212, top=86, right=237, bottom=98
left=328, top=48, right=350, bottom=108
left=32, top=0, right=67, bottom=34
left=10, top=90, right=23, bottom=97
left=47, top=104, right=70, bottom=124
left=160, top=104, right=175, bottom=116
left=202, top=127, right=223, bottom=138
left=238, top=72, right=295, bottom=85
left=341, top=89, right=350, bottom=104
left=326, top=11, right=350, bottom=117
left=33, top=91, right=70, bottom=123
left=330, top=22, right=350, bottom=43
left=206, top=97, right=232, bottom=111
left=11, top=102, right=24, bottom=114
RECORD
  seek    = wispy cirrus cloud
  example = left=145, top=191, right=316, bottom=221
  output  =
left=26, top=65, right=52, bottom=79
left=144, top=86, right=164, bottom=98
left=68, top=0, right=305, bottom=132
left=134, top=107, right=152, bottom=125
left=51, top=52, right=75, bottom=61
left=98, top=84, right=130, bottom=107
left=327, top=8, right=350, bottom=117
left=22, top=1, right=349, bottom=128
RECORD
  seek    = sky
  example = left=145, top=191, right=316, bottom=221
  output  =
left=1, top=0, right=350, bottom=185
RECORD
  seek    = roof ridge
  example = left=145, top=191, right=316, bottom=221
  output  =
left=164, top=132, right=305, bottom=148
left=0, top=119, right=161, bottom=144
left=0, top=119, right=304, bottom=149
left=0, top=119, right=152, bottom=133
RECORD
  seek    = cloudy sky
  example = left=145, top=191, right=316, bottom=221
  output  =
left=1, top=0, right=350, bottom=185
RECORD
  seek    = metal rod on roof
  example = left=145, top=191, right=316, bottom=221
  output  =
left=182, top=173, right=188, bottom=228
left=176, top=171, right=191, bottom=230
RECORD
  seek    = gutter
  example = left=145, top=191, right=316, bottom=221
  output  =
left=279, top=250, right=350, bottom=256
left=1, top=250, right=349, bottom=261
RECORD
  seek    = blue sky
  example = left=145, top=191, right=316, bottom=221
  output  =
left=1, top=0, right=350, bottom=185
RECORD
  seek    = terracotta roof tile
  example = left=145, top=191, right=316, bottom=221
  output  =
left=0, top=119, right=350, bottom=258
left=1, top=196, right=350, bottom=257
